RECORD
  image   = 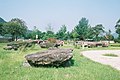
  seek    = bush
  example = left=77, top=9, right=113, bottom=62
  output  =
left=64, top=41, right=68, bottom=44
left=0, top=38, right=12, bottom=43
left=110, top=43, right=120, bottom=47
left=114, top=39, right=120, bottom=43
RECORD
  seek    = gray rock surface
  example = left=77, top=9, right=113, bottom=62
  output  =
left=25, top=48, right=73, bottom=67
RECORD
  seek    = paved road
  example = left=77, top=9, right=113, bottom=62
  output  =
left=81, top=50, right=120, bottom=70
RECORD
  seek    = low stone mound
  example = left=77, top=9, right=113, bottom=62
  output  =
left=3, top=40, right=34, bottom=50
left=39, top=42, right=55, bottom=48
left=39, top=42, right=60, bottom=48
left=25, top=48, right=73, bottom=67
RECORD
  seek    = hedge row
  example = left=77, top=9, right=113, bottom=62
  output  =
left=0, top=38, right=12, bottom=43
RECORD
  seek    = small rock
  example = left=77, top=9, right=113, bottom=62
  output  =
left=23, top=61, right=31, bottom=67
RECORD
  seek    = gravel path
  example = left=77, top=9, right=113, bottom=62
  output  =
left=81, top=50, right=120, bottom=70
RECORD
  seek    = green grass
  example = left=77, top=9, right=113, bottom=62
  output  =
left=103, top=53, right=118, bottom=57
left=0, top=43, right=120, bottom=80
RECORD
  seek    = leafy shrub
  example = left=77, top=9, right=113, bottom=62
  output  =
left=0, top=38, right=12, bottom=43
left=114, top=39, right=120, bottom=43
left=64, top=41, right=68, bottom=44
left=110, top=43, right=120, bottom=47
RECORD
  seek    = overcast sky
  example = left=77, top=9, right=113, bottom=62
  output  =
left=0, top=0, right=120, bottom=33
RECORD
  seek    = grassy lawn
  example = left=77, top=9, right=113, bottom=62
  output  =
left=0, top=43, right=120, bottom=80
left=103, top=53, right=118, bottom=57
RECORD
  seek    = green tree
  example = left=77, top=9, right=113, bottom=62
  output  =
left=4, top=18, right=27, bottom=41
left=24, top=30, right=32, bottom=39
left=87, top=26, right=95, bottom=40
left=56, top=25, right=67, bottom=40
left=104, top=29, right=114, bottom=41
left=70, top=30, right=79, bottom=40
left=41, top=32, right=47, bottom=40
left=92, top=24, right=104, bottom=41
left=44, top=24, right=55, bottom=39
left=64, top=31, right=71, bottom=40
left=74, top=17, right=90, bottom=40
left=25, top=26, right=42, bottom=39
left=0, top=23, right=4, bottom=35
left=115, top=19, right=120, bottom=39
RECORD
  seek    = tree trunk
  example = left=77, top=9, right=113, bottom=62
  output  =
left=15, top=36, right=18, bottom=41
left=95, top=34, right=98, bottom=41
left=12, top=35, right=15, bottom=41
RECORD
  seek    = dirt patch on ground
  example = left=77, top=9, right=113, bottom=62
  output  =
left=81, top=50, right=120, bottom=70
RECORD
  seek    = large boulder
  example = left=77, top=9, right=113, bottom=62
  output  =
left=25, top=48, right=73, bottom=67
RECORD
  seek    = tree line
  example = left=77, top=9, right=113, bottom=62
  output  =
left=0, top=17, right=120, bottom=41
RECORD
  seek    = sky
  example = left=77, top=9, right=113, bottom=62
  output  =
left=0, top=0, right=120, bottom=33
